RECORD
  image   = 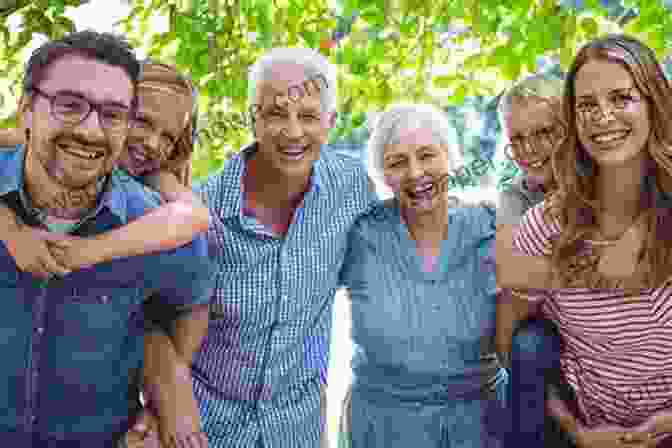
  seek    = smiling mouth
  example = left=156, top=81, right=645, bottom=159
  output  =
left=591, top=130, right=631, bottom=146
left=58, top=142, right=105, bottom=160
left=280, top=144, right=309, bottom=160
left=406, top=181, right=435, bottom=201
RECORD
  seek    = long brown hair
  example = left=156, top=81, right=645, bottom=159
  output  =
left=137, top=61, right=197, bottom=186
left=549, top=34, right=672, bottom=288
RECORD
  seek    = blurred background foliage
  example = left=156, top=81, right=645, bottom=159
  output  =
left=0, top=0, right=671, bottom=189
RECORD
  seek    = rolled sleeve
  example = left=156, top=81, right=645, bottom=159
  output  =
left=142, top=234, right=215, bottom=329
left=471, top=202, right=497, bottom=297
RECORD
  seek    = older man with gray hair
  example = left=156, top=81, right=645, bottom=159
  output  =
left=136, top=47, right=378, bottom=448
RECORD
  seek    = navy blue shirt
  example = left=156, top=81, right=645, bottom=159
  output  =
left=0, top=146, right=214, bottom=446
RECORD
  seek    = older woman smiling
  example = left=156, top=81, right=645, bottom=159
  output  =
left=338, top=103, right=507, bottom=448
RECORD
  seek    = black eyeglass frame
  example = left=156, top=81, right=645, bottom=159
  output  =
left=29, top=86, right=134, bottom=130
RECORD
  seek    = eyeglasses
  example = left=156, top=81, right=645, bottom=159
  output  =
left=575, top=88, right=643, bottom=123
left=31, top=87, right=132, bottom=130
left=504, top=123, right=565, bottom=168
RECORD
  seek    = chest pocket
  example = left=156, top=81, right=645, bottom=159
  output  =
left=54, top=285, right=142, bottom=335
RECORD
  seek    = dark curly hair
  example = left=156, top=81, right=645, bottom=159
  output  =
left=22, top=30, right=140, bottom=102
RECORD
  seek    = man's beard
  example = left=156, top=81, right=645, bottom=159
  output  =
left=24, top=134, right=112, bottom=219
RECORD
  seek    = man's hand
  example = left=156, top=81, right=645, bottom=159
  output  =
left=122, top=408, right=161, bottom=448
left=4, top=227, right=71, bottom=278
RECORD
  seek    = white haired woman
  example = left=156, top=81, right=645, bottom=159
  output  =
left=338, top=103, right=508, bottom=447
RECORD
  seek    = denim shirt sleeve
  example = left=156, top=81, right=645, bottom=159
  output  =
left=119, top=181, right=216, bottom=312
left=338, top=224, right=361, bottom=289
left=469, top=202, right=497, bottom=297
left=148, top=234, right=215, bottom=309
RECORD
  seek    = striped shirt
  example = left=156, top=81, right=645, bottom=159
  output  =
left=192, top=144, right=376, bottom=448
left=513, top=201, right=672, bottom=427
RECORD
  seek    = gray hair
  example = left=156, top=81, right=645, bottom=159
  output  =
left=494, top=71, right=565, bottom=168
left=497, top=71, right=565, bottom=128
left=367, top=103, right=464, bottom=183
left=248, top=47, right=337, bottom=113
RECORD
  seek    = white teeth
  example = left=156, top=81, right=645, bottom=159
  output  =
left=280, top=145, right=308, bottom=160
left=414, top=183, right=433, bottom=193
left=59, top=143, right=103, bottom=160
left=593, top=131, right=629, bottom=143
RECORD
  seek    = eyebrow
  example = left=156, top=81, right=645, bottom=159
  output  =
left=54, top=89, right=132, bottom=109
left=576, top=87, right=634, bottom=101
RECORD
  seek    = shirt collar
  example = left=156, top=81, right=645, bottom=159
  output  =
left=0, top=144, right=129, bottom=224
left=0, top=144, right=25, bottom=197
left=217, top=141, right=326, bottom=220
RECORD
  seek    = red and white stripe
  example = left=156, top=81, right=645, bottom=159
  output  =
left=513, top=202, right=672, bottom=427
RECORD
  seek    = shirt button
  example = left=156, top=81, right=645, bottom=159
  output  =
left=100, top=295, right=108, bottom=304
left=31, top=415, right=37, bottom=423
left=36, top=327, right=44, bottom=335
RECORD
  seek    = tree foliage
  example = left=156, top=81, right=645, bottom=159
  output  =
left=1, top=0, right=671, bottom=184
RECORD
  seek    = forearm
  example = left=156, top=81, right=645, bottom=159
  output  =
left=83, top=180, right=209, bottom=264
left=496, top=292, right=538, bottom=368
left=496, top=224, right=555, bottom=290
left=143, top=304, right=209, bottom=384
left=142, top=306, right=210, bottom=440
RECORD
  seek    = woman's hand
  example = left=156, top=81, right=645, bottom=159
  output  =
left=575, top=424, right=640, bottom=448
left=620, top=410, right=672, bottom=447
left=4, top=226, right=71, bottom=278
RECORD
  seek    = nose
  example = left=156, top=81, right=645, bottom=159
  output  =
left=144, top=130, right=161, bottom=150
left=594, top=99, right=616, bottom=124
left=77, top=108, right=106, bottom=139
left=406, top=157, right=423, bottom=180
left=282, top=115, right=304, bottom=139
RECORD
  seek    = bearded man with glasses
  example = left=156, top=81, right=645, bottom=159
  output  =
left=0, top=31, right=214, bottom=447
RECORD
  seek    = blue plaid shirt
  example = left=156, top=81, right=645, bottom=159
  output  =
left=192, top=143, right=376, bottom=448
left=0, top=146, right=214, bottom=447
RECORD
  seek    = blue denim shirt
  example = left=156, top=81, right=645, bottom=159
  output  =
left=339, top=200, right=507, bottom=446
left=0, top=146, right=215, bottom=446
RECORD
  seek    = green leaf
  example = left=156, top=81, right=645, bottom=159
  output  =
left=432, top=74, right=462, bottom=88
left=367, top=40, right=387, bottom=63
left=452, top=84, right=468, bottom=105
left=580, top=17, right=599, bottom=39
